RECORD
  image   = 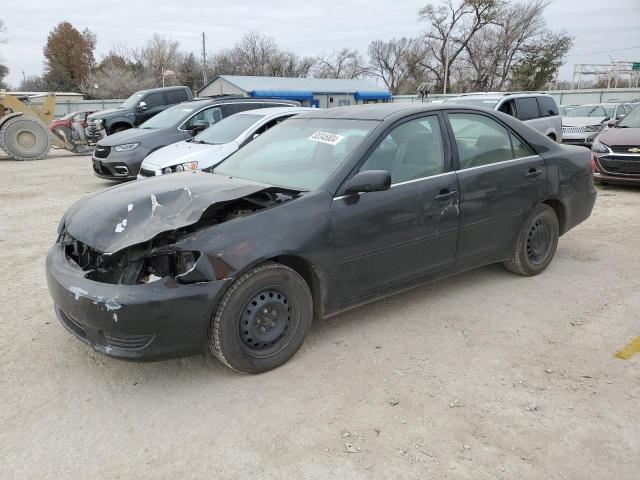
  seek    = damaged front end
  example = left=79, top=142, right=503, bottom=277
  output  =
left=46, top=174, right=301, bottom=361
left=58, top=189, right=298, bottom=285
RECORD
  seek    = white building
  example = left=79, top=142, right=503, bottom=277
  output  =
left=198, top=75, right=392, bottom=108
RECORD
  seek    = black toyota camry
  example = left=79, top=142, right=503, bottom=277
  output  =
left=46, top=103, right=596, bottom=373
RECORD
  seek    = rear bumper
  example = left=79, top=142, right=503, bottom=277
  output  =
left=593, top=172, right=640, bottom=185
left=46, top=244, right=226, bottom=361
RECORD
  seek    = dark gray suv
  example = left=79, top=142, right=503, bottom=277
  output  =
left=85, top=86, right=194, bottom=141
left=92, top=97, right=299, bottom=180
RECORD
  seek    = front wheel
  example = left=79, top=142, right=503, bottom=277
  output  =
left=209, top=263, right=313, bottom=374
left=504, top=204, right=559, bottom=276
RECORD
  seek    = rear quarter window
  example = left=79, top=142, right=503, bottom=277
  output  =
left=515, top=97, right=541, bottom=121
left=537, top=97, right=559, bottom=117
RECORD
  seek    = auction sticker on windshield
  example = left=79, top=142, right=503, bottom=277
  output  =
left=308, top=131, right=345, bottom=145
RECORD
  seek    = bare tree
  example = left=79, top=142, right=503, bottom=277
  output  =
left=368, top=37, right=416, bottom=94
left=464, top=0, right=548, bottom=90
left=418, top=0, right=501, bottom=93
left=132, top=34, right=181, bottom=85
left=313, top=48, right=369, bottom=79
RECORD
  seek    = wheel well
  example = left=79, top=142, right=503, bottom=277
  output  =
left=109, top=122, right=132, bottom=134
left=269, top=255, right=325, bottom=321
left=542, top=199, right=565, bottom=234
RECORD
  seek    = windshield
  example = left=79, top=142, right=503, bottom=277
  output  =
left=618, top=105, right=640, bottom=128
left=120, top=93, right=144, bottom=109
left=194, top=114, right=263, bottom=145
left=139, top=104, right=197, bottom=129
left=213, top=118, right=377, bottom=190
left=445, top=97, right=500, bottom=108
left=565, top=105, right=613, bottom=118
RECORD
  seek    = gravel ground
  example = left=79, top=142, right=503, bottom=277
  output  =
left=1, top=149, right=639, bottom=480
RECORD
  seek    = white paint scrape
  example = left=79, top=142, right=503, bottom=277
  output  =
left=69, top=286, right=88, bottom=301
left=151, top=194, right=162, bottom=214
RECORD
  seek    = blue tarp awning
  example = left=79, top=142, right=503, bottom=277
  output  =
left=249, top=90, right=314, bottom=101
left=354, top=90, right=392, bottom=101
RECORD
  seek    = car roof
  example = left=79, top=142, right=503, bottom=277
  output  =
left=235, top=106, right=317, bottom=117
left=293, top=103, right=452, bottom=121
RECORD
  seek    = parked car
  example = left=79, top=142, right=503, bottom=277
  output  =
left=444, top=92, right=563, bottom=142
left=50, top=109, right=99, bottom=148
left=591, top=104, right=640, bottom=185
left=50, top=109, right=98, bottom=132
left=138, top=107, right=316, bottom=178
left=85, top=86, right=194, bottom=141
left=46, top=103, right=596, bottom=373
left=92, top=98, right=299, bottom=180
left=562, top=103, right=632, bottom=146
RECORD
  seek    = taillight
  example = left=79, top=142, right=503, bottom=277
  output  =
left=590, top=155, right=597, bottom=174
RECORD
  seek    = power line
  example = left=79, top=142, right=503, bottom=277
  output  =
left=566, top=45, right=640, bottom=57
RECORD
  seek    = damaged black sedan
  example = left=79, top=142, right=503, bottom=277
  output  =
left=46, top=104, right=596, bottom=373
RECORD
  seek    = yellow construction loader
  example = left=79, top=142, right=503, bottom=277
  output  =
left=0, top=90, right=88, bottom=160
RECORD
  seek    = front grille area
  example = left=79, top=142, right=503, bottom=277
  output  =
left=93, top=145, right=111, bottom=159
left=104, top=332, right=155, bottom=351
left=611, top=145, right=640, bottom=154
left=562, top=126, right=587, bottom=134
left=139, top=168, right=156, bottom=177
left=598, top=156, right=640, bottom=175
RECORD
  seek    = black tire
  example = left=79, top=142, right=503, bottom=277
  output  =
left=504, top=204, right=559, bottom=276
left=0, top=116, right=52, bottom=161
left=209, top=262, right=313, bottom=374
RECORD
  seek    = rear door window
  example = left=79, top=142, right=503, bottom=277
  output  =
left=448, top=113, right=533, bottom=169
left=166, top=89, right=189, bottom=104
left=223, top=102, right=263, bottom=116
left=515, top=97, right=540, bottom=121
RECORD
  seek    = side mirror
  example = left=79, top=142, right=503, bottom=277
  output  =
left=344, top=170, right=391, bottom=195
left=188, top=121, right=208, bottom=134
left=607, top=119, right=617, bottom=128
left=137, top=101, right=147, bottom=112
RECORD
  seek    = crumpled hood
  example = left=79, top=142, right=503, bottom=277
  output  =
left=62, top=172, right=270, bottom=254
left=142, top=140, right=236, bottom=170
left=562, top=117, right=606, bottom=127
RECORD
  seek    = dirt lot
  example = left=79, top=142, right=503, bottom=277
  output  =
left=1, top=149, right=638, bottom=480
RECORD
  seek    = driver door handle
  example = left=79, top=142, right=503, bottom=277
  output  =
left=526, top=168, right=542, bottom=178
left=434, top=189, right=458, bottom=201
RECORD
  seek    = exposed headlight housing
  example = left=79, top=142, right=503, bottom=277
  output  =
left=160, top=161, right=198, bottom=175
left=114, top=143, right=140, bottom=152
left=591, top=141, right=610, bottom=154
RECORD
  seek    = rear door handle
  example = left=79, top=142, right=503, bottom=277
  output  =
left=434, top=190, right=458, bottom=201
left=526, top=168, right=542, bottom=178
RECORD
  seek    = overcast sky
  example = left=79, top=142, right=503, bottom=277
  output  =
left=1, top=0, right=639, bottom=88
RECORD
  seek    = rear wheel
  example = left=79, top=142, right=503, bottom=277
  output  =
left=504, top=204, right=559, bottom=276
left=0, top=116, right=52, bottom=161
left=209, top=263, right=313, bottom=374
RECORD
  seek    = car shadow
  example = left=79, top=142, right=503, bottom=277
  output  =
left=74, top=263, right=514, bottom=383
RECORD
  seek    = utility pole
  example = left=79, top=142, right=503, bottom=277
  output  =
left=443, top=54, right=449, bottom=95
left=22, top=71, right=26, bottom=89
left=202, top=32, right=208, bottom=86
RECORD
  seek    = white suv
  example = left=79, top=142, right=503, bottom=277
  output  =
left=444, top=93, right=562, bottom=142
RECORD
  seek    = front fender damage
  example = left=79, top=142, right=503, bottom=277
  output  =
left=59, top=175, right=301, bottom=286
